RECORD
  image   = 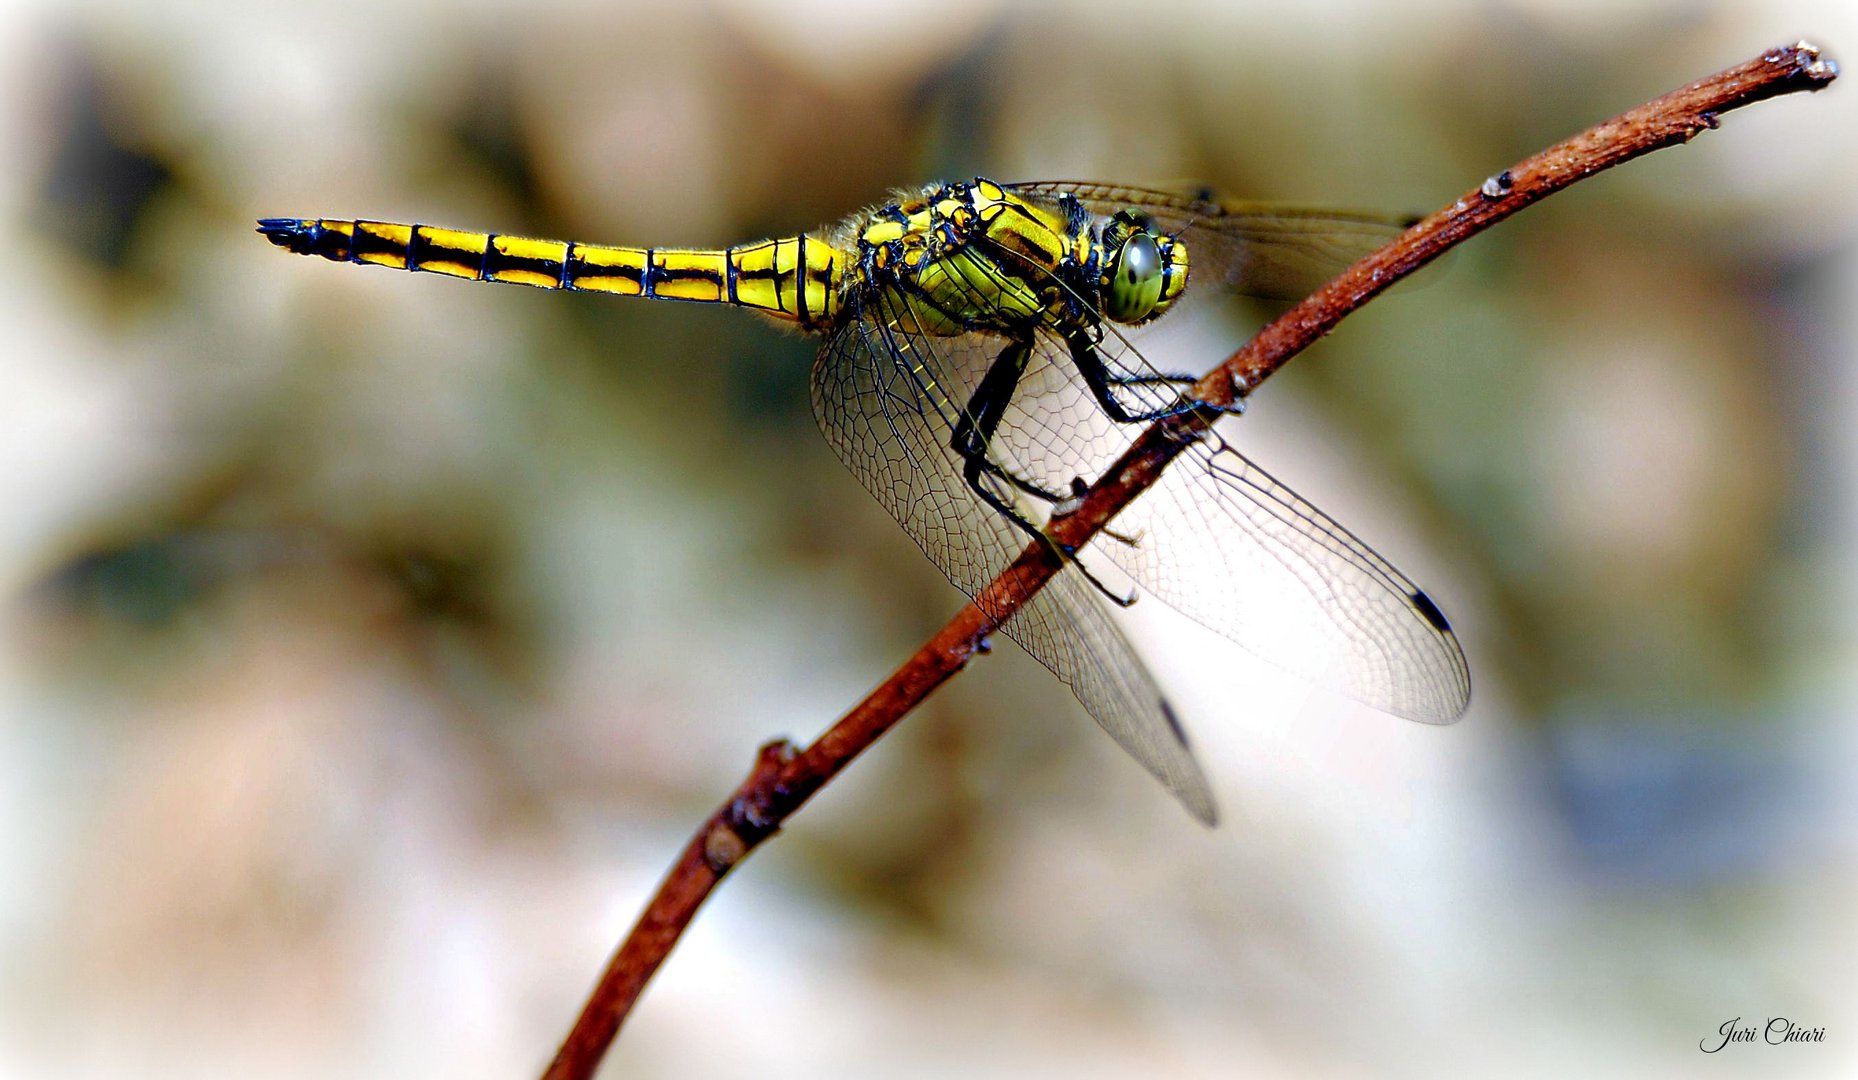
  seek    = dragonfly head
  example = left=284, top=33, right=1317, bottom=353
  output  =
left=1099, top=209, right=1187, bottom=325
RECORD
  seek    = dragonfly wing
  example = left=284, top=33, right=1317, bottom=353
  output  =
left=908, top=192, right=1471, bottom=719
left=1109, top=434, right=1471, bottom=721
left=809, top=291, right=1218, bottom=824
left=965, top=313, right=1471, bottom=722
left=1006, top=180, right=1410, bottom=301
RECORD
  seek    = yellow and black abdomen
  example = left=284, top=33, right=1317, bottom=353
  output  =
left=257, top=218, right=845, bottom=328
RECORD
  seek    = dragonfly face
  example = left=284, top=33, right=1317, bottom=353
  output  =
left=260, top=177, right=1469, bottom=825
left=1097, top=208, right=1186, bottom=325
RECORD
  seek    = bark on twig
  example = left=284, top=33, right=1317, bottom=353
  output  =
left=540, top=41, right=1837, bottom=1080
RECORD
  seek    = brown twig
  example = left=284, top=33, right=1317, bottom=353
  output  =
left=540, top=41, right=1837, bottom=1080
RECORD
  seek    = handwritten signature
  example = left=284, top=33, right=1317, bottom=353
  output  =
left=1702, top=1018, right=1826, bottom=1052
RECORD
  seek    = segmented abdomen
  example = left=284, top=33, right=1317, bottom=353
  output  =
left=256, top=218, right=843, bottom=327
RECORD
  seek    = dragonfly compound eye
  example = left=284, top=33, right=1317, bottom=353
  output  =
left=1104, top=231, right=1165, bottom=323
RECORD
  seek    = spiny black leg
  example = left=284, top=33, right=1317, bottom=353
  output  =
left=949, top=336, right=1139, bottom=609
left=1052, top=476, right=1143, bottom=549
left=1105, top=372, right=1248, bottom=423
left=1063, top=328, right=1242, bottom=424
left=951, top=336, right=1068, bottom=515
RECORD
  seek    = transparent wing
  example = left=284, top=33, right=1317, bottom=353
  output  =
left=1006, top=180, right=1410, bottom=301
left=1112, top=435, right=1471, bottom=721
left=810, top=291, right=1218, bottom=824
left=850, top=230, right=1472, bottom=722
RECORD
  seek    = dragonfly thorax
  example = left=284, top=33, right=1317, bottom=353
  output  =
left=851, top=178, right=1188, bottom=339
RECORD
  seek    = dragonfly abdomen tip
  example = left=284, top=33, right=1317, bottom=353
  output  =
left=256, top=218, right=324, bottom=256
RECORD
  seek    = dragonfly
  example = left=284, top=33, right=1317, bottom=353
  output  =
left=259, top=178, right=1470, bottom=824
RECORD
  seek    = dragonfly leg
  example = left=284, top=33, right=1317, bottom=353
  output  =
left=950, top=336, right=1139, bottom=609
left=1052, top=477, right=1143, bottom=549
left=1063, top=330, right=1243, bottom=424
left=950, top=336, right=1068, bottom=513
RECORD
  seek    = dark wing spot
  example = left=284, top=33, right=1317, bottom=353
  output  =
left=1161, top=699, right=1191, bottom=748
left=1409, top=589, right=1452, bottom=633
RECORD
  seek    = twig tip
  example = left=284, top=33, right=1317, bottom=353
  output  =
left=1773, top=40, right=1839, bottom=86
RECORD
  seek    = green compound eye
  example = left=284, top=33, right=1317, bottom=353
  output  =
left=1105, top=231, right=1164, bottom=323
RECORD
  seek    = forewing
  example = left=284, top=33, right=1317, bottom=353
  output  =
left=809, top=292, right=1217, bottom=823
left=1112, top=434, right=1471, bottom=721
left=996, top=356, right=1470, bottom=720
left=1006, top=180, right=1410, bottom=301
left=898, top=236, right=1471, bottom=722
left=968, top=331, right=1471, bottom=719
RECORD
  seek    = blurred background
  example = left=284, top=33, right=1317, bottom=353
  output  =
left=1, top=0, right=1852, bottom=1076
